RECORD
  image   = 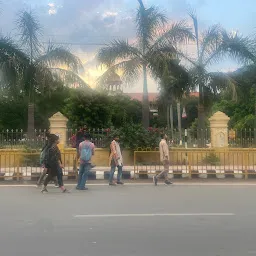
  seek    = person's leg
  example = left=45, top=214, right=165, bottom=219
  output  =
left=162, top=160, right=170, bottom=181
left=80, top=163, right=91, bottom=189
left=109, top=160, right=116, bottom=185
left=156, top=160, right=169, bottom=180
left=77, top=163, right=85, bottom=189
left=37, top=168, right=47, bottom=185
left=41, top=173, right=53, bottom=192
left=117, top=165, right=123, bottom=184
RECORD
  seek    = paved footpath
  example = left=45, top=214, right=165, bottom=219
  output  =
left=1, top=182, right=256, bottom=256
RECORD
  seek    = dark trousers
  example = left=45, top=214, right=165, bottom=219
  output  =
left=44, top=166, right=63, bottom=187
left=37, top=169, right=58, bottom=185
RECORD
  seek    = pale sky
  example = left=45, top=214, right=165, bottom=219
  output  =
left=0, top=0, right=255, bottom=92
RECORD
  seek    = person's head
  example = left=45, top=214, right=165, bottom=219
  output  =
left=161, top=133, right=167, bottom=140
left=84, top=133, right=91, bottom=141
left=83, top=125, right=87, bottom=131
left=113, top=134, right=120, bottom=142
left=45, top=131, right=51, bottom=139
left=48, top=134, right=60, bottom=145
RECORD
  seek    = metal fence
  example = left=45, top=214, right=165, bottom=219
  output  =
left=0, top=130, right=47, bottom=149
left=0, top=128, right=255, bottom=149
left=134, top=149, right=256, bottom=179
left=0, top=149, right=255, bottom=180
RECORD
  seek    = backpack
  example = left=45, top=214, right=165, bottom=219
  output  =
left=80, top=143, right=92, bottom=162
left=40, top=143, right=48, bottom=165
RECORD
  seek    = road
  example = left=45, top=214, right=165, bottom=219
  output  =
left=0, top=183, right=256, bottom=256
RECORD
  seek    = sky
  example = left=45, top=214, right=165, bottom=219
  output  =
left=0, top=0, right=255, bottom=92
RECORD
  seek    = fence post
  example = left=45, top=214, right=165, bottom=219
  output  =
left=16, top=153, right=20, bottom=181
left=244, top=151, right=248, bottom=179
left=188, top=151, right=192, bottom=179
left=133, top=151, right=136, bottom=180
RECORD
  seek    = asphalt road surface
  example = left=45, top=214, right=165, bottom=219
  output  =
left=1, top=183, right=256, bottom=256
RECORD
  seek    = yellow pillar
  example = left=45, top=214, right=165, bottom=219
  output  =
left=209, top=111, right=230, bottom=148
left=48, top=112, right=68, bottom=151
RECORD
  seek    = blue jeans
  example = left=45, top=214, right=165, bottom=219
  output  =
left=77, top=163, right=91, bottom=189
left=109, top=160, right=123, bottom=183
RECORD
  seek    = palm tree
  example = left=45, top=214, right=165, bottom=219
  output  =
left=13, top=10, right=87, bottom=136
left=155, top=57, right=190, bottom=139
left=97, top=0, right=194, bottom=128
left=186, top=11, right=254, bottom=146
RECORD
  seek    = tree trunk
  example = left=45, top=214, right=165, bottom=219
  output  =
left=170, top=104, right=174, bottom=139
left=198, top=83, right=206, bottom=147
left=27, top=103, right=35, bottom=138
left=166, top=104, right=170, bottom=129
left=142, top=64, right=149, bottom=128
left=198, top=104, right=206, bottom=147
left=177, top=101, right=182, bottom=144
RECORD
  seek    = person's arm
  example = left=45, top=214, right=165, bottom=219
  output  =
left=91, top=143, right=95, bottom=156
left=164, top=142, right=169, bottom=160
left=110, top=141, right=118, bottom=159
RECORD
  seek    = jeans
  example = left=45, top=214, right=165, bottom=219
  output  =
left=109, top=160, right=123, bottom=183
left=77, top=163, right=91, bottom=189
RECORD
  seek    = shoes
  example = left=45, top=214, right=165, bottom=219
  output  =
left=117, top=181, right=124, bottom=185
left=76, top=187, right=88, bottom=190
left=41, top=187, right=48, bottom=193
left=109, top=182, right=116, bottom=186
left=62, top=189, right=70, bottom=193
left=165, top=180, right=173, bottom=185
left=55, top=184, right=59, bottom=188
left=153, top=176, right=158, bottom=186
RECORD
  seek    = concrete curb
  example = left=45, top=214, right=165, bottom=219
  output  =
left=0, top=166, right=256, bottom=180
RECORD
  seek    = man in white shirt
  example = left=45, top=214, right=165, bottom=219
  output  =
left=153, top=134, right=172, bottom=186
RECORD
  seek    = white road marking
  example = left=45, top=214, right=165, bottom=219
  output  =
left=74, top=213, right=235, bottom=218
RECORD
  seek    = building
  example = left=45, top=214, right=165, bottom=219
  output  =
left=125, top=92, right=199, bottom=115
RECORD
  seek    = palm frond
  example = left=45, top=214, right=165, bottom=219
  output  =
left=199, top=24, right=223, bottom=63
left=0, top=37, right=29, bottom=85
left=154, top=57, right=191, bottom=100
left=97, top=58, right=141, bottom=88
left=16, top=10, right=42, bottom=59
left=188, top=9, right=200, bottom=60
left=37, top=46, right=83, bottom=73
left=50, top=68, right=90, bottom=89
left=136, top=5, right=167, bottom=50
left=204, top=31, right=255, bottom=67
left=208, top=71, right=238, bottom=101
left=151, top=20, right=194, bottom=51
left=221, top=31, right=255, bottom=64
left=97, top=40, right=142, bottom=67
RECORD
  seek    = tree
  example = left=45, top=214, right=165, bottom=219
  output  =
left=0, top=10, right=88, bottom=136
left=186, top=11, right=254, bottom=146
left=155, top=58, right=190, bottom=140
left=63, top=91, right=142, bottom=128
left=97, top=0, right=193, bottom=128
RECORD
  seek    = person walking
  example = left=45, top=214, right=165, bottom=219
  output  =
left=41, top=134, right=68, bottom=193
left=109, top=134, right=124, bottom=186
left=37, top=131, right=58, bottom=187
left=76, top=133, right=95, bottom=191
left=153, top=134, right=172, bottom=186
